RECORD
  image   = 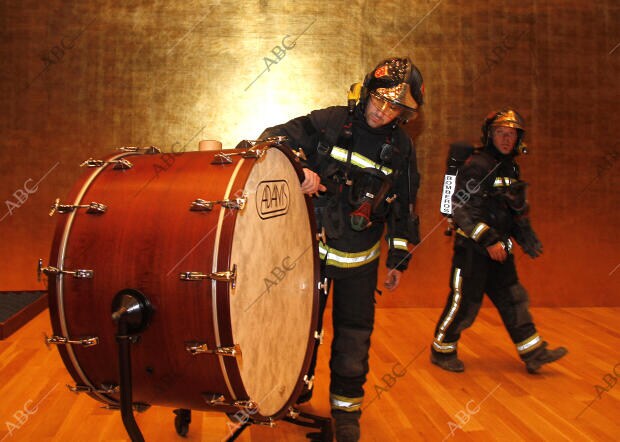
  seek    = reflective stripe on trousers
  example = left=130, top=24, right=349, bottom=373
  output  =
left=433, top=267, right=463, bottom=354
left=330, top=393, right=363, bottom=412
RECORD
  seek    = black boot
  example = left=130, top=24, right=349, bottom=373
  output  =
left=524, top=343, right=568, bottom=374
left=430, top=346, right=465, bottom=372
left=333, top=410, right=360, bottom=442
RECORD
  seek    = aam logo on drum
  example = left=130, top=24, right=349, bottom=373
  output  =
left=256, top=180, right=289, bottom=219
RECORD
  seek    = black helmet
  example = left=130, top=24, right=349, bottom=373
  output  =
left=364, top=57, right=425, bottom=112
left=481, top=108, right=527, bottom=155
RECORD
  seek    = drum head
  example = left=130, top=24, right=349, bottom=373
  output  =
left=229, top=147, right=315, bottom=416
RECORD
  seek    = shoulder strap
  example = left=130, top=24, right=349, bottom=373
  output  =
left=317, top=107, right=350, bottom=153
left=326, top=108, right=350, bottom=147
left=316, top=107, right=354, bottom=179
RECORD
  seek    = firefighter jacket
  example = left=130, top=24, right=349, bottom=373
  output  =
left=452, top=145, right=526, bottom=249
left=261, top=105, right=420, bottom=276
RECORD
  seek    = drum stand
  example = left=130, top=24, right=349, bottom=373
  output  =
left=169, top=407, right=332, bottom=441
left=109, top=289, right=332, bottom=441
left=284, top=408, right=333, bottom=441
left=111, top=289, right=153, bottom=442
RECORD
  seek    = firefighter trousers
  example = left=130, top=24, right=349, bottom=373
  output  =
left=432, top=242, right=542, bottom=359
left=301, top=261, right=378, bottom=413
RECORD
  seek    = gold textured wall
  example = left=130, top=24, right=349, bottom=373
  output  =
left=1, top=0, right=618, bottom=306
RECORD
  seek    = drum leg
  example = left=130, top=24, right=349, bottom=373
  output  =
left=111, top=289, right=153, bottom=442
left=173, top=409, right=191, bottom=437
left=284, top=408, right=333, bottom=442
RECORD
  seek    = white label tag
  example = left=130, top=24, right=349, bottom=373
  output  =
left=440, top=174, right=457, bottom=215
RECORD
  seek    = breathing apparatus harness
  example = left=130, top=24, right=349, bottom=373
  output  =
left=314, top=83, right=407, bottom=238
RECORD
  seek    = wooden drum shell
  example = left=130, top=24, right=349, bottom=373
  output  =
left=47, top=145, right=319, bottom=421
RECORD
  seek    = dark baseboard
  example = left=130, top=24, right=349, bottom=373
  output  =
left=0, top=291, right=48, bottom=340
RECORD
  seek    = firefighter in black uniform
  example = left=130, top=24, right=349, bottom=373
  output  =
left=260, top=57, right=424, bottom=442
left=431, top=109, right=568, bottom=373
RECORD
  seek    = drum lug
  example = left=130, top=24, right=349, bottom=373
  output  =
left=81, top=158, right=133, bottom=169
left=314, top=329, right=324, bottom=345
left=68, top=383, right=119, bottom=394
left=44, top=333, right=99, bottom=348
left=49, top=198, right=107, bottom=216
left=303, top=375, right=315, bottom=391
left=190, top=198, right=246, bottom=211
left=179, top=264, right=237, bottom=288
left=185, top=342, right=242, bottom=357
left=38, top=261, right=94, bottom=280
left=189, top=198, right=215, bottom=211
left=212, top=152, right=234, bottom=164
left=117, top=145, right=161, bottom=154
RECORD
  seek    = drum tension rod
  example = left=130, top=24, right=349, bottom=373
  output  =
left=190, top=198, right=246, bottom=212
left=261, top=136, right=288, bottom=145
left=185, top=342, right=242, bottom=357
left=81, top=158, right=133, bottom=169
left=49, top=198, right=107, bottom=216
left=67, top=383, right=119, bottom=394
left=38, top=259, right=94, bottom=280
left=44, top=333, right=99, bottom=348
left=303, top=375, right=315, bottom=391
left=117, top=146, right=161, bottom=154
left=318, top=278, right=329, bottom=295
left=210, top=149, right=265, bottom=165
left=202, top=393, right=259, bottom=412
left=314, top=329, right=325, bottom=345
left=179, top=264, right=237, bottom=288
left=293, top=147, right=307, bottom=161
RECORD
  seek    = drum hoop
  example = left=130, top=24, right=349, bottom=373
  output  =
left=54, top=152, right=135, bottom=406
left=271, top=143, right=321, bottom=418
left=227, top=145, right=321, bottom=419
left=210, top=156, right=247, bottom=402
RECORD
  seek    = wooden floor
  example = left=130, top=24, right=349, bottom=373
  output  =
left=1, top=307, right=618, bottom=441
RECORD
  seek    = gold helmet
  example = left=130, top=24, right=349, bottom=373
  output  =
left=482, top=108, right=528, bottom=154
left=364, top=57, right=424, bottom=117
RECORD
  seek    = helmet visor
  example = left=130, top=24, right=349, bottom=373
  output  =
left=369, top=91, right=418, bottom=121
left=372, top=83, right=418, bottom=111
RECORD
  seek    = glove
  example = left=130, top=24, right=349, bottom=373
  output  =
left=513, top=218, right=543, bottom=258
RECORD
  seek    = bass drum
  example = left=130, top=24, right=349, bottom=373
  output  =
left=45, top=142, right=319, bottom=421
